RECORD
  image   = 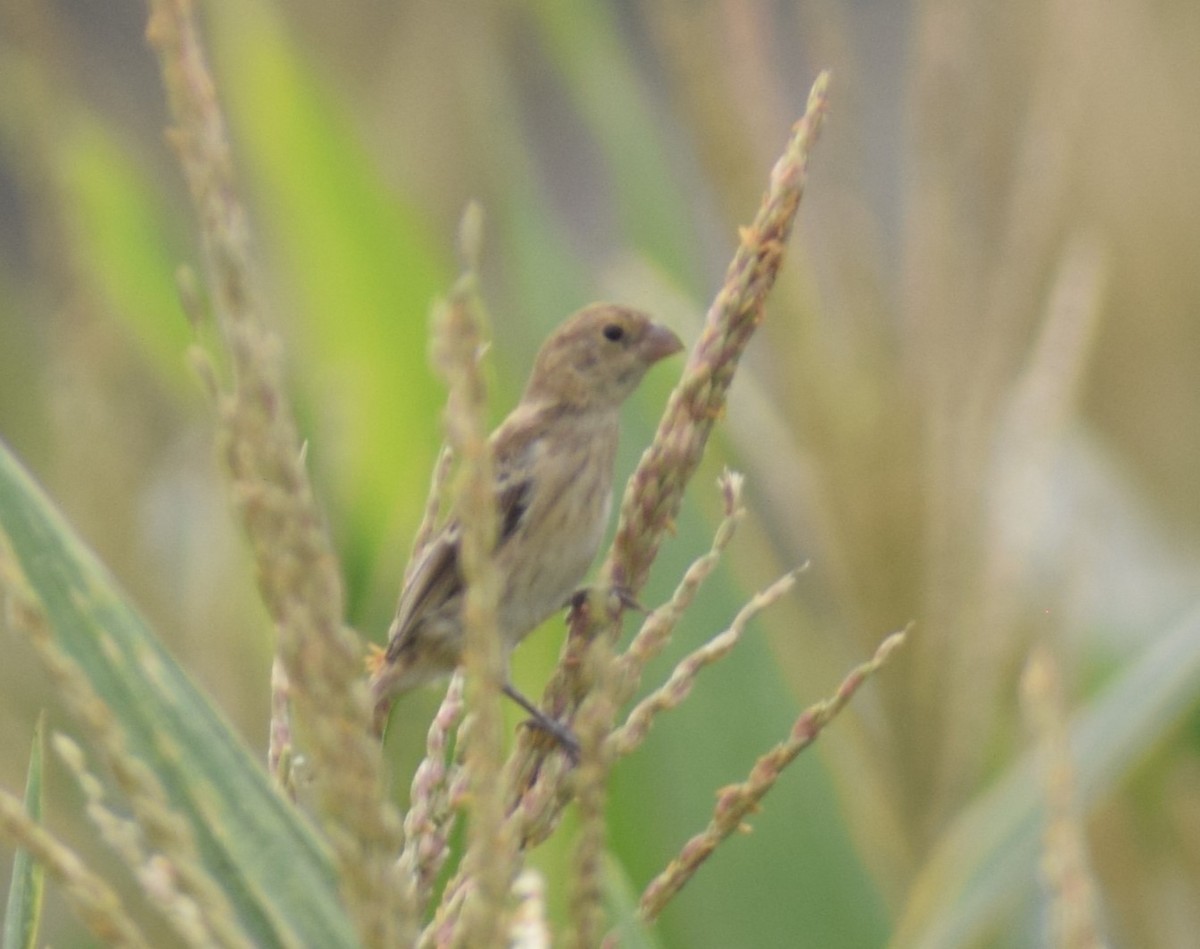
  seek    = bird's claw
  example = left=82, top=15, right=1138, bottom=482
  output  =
left=503, top=683, right=580, bottom=763
left=609, top=584, right=646, bottom=614
left=518, top=715, right=581, bottom=764
left=566, top=584, right=646, bottom=621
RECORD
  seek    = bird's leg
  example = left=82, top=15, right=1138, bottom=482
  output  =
left=503, top=683, right=580, bottom=762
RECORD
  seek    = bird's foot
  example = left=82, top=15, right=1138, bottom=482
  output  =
left=567, top=584, right=646, bottom=622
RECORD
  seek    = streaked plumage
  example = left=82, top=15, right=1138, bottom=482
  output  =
left=370, top=303, right=683, bottom=734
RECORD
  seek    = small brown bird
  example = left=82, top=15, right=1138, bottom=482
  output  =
left=369, top=303, right=683, bottom=740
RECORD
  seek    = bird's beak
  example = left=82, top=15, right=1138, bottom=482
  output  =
left=641, top=323, right=685, bottom=364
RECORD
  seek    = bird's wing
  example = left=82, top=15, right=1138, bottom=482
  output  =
left=386, top=424, right=539, bottom=658
left=386, top=526, right=462, bottom=660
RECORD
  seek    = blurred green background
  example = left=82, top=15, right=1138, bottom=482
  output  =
left=2, top=0, right=1200, bottom=946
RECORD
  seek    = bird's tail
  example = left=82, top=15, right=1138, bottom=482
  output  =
left=365, top=643, right=397, bottom=737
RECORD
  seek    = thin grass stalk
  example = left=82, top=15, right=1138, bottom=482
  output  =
left=53, top=735, right=229, bottom=949
left=430, top=205, right=510, bottom=947
left=566, top=632, right=619, bottom=949
left=397, top=673, right=466, bottom=917
left=610, top=469, right=746, bottom=714
left=639, top=628, right=907, bottom=920
left=609, top=571, right=797, bottom=760
left=142, top=2, right=406, bottom=942
left=1021, top=646, right=1108, bottom=949
left=602, top=71, right=832, bottom=599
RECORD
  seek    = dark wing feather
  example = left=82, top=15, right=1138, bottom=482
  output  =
left=490, top=407, right=543, bottom=547
left=496, top=473, right=533, bottom=546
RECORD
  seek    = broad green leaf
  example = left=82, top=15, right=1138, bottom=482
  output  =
left=0, top=441, right=355, bottom=948
left=893, top=602, right=1200, bottom=948
left=56, top=117, right=192, bottom=380
left=2, top=713, right=46, bottom=949
left=207, top=1, right=449, bottom=597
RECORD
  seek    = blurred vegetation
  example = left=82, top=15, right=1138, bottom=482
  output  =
left=2, top=0, right=1199, bottom=946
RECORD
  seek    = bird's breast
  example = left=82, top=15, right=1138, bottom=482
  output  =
left=496, top=426, right=616, bottom=644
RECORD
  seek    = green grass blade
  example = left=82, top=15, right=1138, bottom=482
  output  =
left=893, top=602, right=1200, bottom=948
left=2, top=713, right=46, bottom=949
left=0, top=441, right=356, bottom=948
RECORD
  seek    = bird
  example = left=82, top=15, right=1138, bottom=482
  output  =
left=368, top=303, right=683, bottom=745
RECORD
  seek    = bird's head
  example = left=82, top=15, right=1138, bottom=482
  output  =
left=522, top=304, right=683, bottom=411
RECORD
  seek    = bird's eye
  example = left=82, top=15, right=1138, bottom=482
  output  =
left=602, top=323, right=625, bottom=342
